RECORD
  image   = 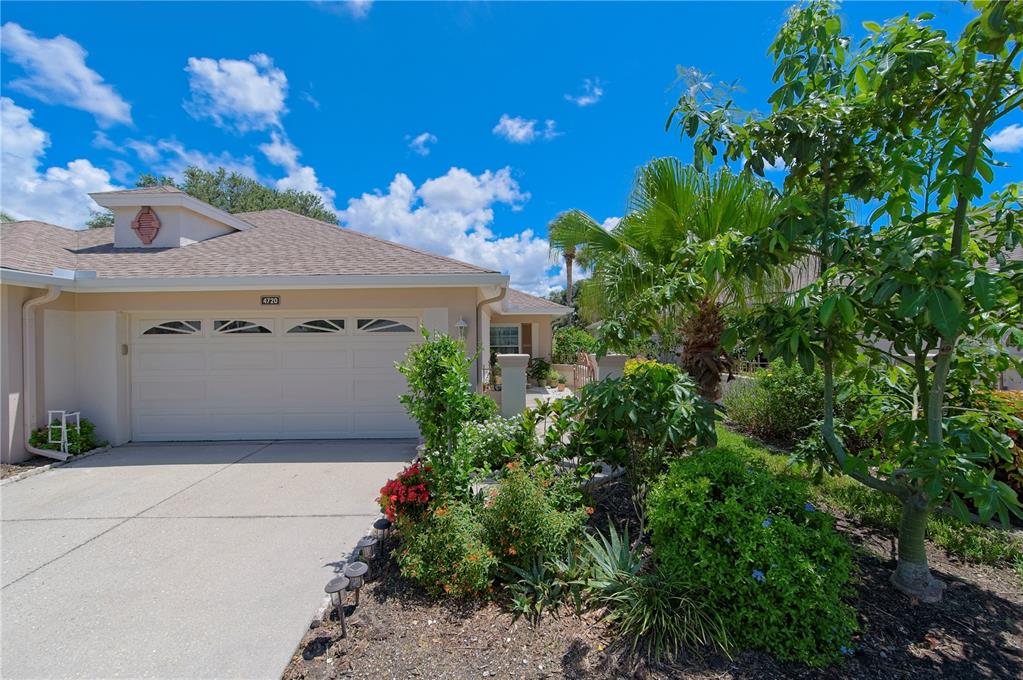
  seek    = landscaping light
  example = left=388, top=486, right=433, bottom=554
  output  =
left=373, top=516, right=392, bottom=544
left=344, top=561, right=369, bottom=605
left=356, top=535, right=379, bottom=561
left=456, top=317, right=468, bottom=340
left=324, top=575, right=350, bottom=637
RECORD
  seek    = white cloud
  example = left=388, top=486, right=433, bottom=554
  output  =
left=184, top=53, right=288, bottom=132
left=765, top=157, right=788, bottom=172
left=300, top=91, right=321, bottom=110
left=0, top=97, right=119, bottom=227
left=601, top=216, right=621, bottom=231
left=313, top=0, right=373, bottom=19
left=126, top=137, right=259, bottom=180
left=564, top=78, right=604, bottom=107
left=338, top=167, right=561, bottom=294
left=407, top=131, right=437, bottom=156
left=109, top=159, right=135, bottom=184
left=0, top=22, right=132, bottom=126
left=989, top=124, right=1023, bottom=153
left=92, top=130, right=121, bottom=152
left=492, top=114, right=560, bottom=144
left=259, top=132, right=337, bottom=211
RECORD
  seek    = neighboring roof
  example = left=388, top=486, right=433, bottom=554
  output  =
left=0, top=209, right=499, bottom=281
left=498, top=288, right=572, bottom=316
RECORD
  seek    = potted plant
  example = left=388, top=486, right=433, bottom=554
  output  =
left=557, top=375, right=567, bottom=392
left=546, top=367, right=560, bottom=388
left=492, top=362, right=502, bottom=387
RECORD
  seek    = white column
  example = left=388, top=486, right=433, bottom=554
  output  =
left=497, top=353, right=528, bottom=419
left=596, top=354, right=628, bottom=381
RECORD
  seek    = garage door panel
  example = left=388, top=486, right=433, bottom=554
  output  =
left=280, top=375, right=353, bottom=406
left=281, top=349, right=352, bottom=370
left=138, top=349, right=206, bottom=371
left=135, top=379, right=207, bottom=403
left=132, top=314, right=420, bottom=441
left=207, top=349, right=279, bottom=371
left=281, top=411, right=354, bottom=436
left=354, top=347, right=410, bottom=368
left=206, top=376, right=283, bottom=406
left=353, top=377, right=407, bottom=405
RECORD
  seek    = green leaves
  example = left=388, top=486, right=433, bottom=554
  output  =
left=926, top=286, right=964, bottom=339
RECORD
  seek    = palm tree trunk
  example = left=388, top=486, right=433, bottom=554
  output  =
left=680, top=298, right=727, bottom=403
left=565, top=253, right=574, bottom=305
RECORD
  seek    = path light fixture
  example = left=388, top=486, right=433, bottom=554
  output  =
left=324, top=575, right=350, bottom=637
left=456, top=317, right=468, bottom=341
left=373, top=516, right=392, bottom=544
left=344, top=561, right=369, bottom=605
left=356, top=535, right=379, bottom=561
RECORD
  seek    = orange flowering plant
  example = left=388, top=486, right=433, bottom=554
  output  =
left=395, top=502, right=498, bottom=597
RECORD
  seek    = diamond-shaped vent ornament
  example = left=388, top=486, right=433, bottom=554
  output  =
left=131, top=206, right=161, bottom=244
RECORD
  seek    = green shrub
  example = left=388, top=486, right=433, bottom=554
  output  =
left=396, top=502, right=498, bottom=597
left=722, top=360, right=824, bottom=443
left=564, top=360, right=715, bottom=519
left=527, top=357, right=551, bottom=383
left=552, top=326, right=596, bottom=364
left=398, top=329, right=488, bottom=497
left=30, top=418, right=104, bottom=455
left=455, top=416, right=520, bottom=472
left=483, top=466, right=588, bottom=570
left=647, top=446, right=857, bottom=667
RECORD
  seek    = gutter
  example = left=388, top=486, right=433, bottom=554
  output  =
left=22, top=286, right=67, bottom=462
left=475, top=286, right=508, bottom=387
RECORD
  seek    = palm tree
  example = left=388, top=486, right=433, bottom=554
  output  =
left=547, top=209, right=596, bottom=306
left=551, top=158, right=783, bottom=402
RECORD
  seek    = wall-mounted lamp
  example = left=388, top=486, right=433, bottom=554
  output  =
left=455, top=317, right=468, bottom=341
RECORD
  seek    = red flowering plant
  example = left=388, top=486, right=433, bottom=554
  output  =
left=378, top=462, right=433, bottom=523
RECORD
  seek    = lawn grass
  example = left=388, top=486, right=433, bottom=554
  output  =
left=716, top=427, right=1023, bottom=579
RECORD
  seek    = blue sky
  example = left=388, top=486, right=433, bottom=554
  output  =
left=2, top=1, right=1020, bottom=294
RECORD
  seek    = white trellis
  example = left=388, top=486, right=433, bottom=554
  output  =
left=47, top=410, right=80, bottom=455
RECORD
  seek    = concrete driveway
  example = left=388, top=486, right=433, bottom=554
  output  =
left=1, top=440, right=413, bottom=679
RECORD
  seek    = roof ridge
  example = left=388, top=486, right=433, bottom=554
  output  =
left=239, top=208, right=499, bottom=274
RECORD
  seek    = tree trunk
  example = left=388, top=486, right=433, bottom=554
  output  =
left=680, top=298, right=727, bottom=403
left=891, top=498, right=945, bottom=603
left=565, top=253, right=574, bottom=305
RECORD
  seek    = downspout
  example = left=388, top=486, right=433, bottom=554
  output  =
left=475, top=285, right=508, bottom=388
left=22, top=286, right=66, bottom=461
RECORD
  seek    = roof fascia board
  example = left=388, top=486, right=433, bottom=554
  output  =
left=492, top=309, right=571, bottom=317
left=89, top=192, right=254, bottom=233
left=0, top=269, right=509, bottom=292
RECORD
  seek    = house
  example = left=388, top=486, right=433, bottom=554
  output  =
left=0, top=187, right=570, bottom=463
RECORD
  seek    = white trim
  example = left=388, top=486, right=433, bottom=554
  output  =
left=90, top=190, right=255, bottom=233
left=0, top=268, right=509, bottom=292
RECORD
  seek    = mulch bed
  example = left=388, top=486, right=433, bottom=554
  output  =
left=1, top=456, right=53, bottom=480
left=283, top=479, right=1023, bottom=680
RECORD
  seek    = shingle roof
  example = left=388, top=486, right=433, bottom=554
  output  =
left=0, top=209, right=497, bottom=278
left=501, top=288, right=572, bottom=315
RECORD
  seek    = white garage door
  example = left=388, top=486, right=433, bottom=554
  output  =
left=131, top=315, right=422, bottom=441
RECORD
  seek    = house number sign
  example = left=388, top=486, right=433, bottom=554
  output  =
left=261, top=295, right=281, bottom=305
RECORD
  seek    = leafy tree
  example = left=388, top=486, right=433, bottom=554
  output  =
left=551, top=160, right=783, bottom=404
left=85, top=210, right=115, bottom=229
left=136, top=167, right=338, bottom=224
left=670, top=0, right=1022, bottom=601
left=0, top=211, right=14, bottom=222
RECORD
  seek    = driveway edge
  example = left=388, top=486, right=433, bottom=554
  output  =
left=1, top=446, right=111, bottom=486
